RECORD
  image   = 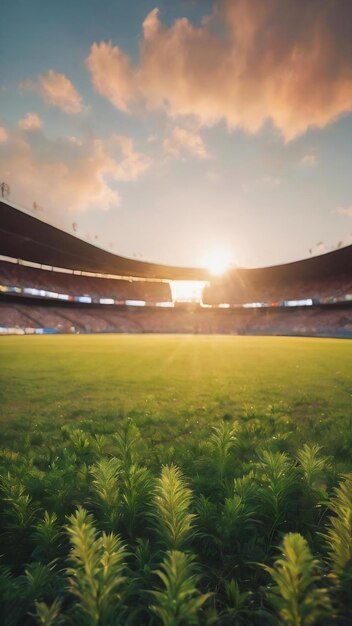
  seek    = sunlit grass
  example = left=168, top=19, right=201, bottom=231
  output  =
left=0, top=335, right=351, bottom=624
left=0, top=335, right=351, bottom=449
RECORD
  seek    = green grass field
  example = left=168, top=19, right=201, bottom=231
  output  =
left=1, top=334, right=351, bottom=451
left=0, top=334, right=351, bottom=625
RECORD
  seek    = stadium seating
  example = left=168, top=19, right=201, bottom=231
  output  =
left=0, top=260, right=171, bottom=303
left=0, top=302, right=350, bottom=337
left=202, top=273, right=352, bottom=305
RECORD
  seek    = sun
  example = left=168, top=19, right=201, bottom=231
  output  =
left=203, top=251, right=232, bottom=276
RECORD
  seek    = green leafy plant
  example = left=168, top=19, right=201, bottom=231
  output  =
left=262, top=532, right=331, bottom=626
left=217, top=579, right=254, bottom=625
left=150, top=550, right=210, bottom=626
left=0, top=473, right=37, bottom=532
left=325, top=473, right=352, bottom=595
left=66, top=506, right=127, bottom=626
left=0, top=408, right=351, bottom=624
left=154, top=465, right=194, bottom=550
left=120, top=464, right=154, bottom=536
left=33, top=598, right=63, bottom=626
left=209, top=421, right=238, bottom=480
left=68, top=429, right=97, bottom=464
left=90, top=457, right=120, bottom=530
left=257, top=451, right=298, bottom=540
left=32, top=511, right=62, bottom=561
left=114, top=419, right=142, bottom=470
left=297, top=444, right=327, bottom=491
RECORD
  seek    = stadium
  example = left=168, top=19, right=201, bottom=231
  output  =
left=1, top=199, right=351, bottom=338
left=1, top=197, right=352, bottom=625
left=1, top=0, right=352, bottom=624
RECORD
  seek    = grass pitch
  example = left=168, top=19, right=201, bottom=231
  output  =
left=0, top=334, right=351, bottom=461
left=0, top=334, right=352, bottom=625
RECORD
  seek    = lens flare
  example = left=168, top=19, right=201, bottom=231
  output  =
left=203, top=251, right=231, bottom=276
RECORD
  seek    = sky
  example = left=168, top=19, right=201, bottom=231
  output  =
left=1, top=0, right=352, bottom=270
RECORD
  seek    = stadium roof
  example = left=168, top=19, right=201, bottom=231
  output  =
left=0, top=200, right=208, bottom=280
left=1, top=199, right=351, bottom=281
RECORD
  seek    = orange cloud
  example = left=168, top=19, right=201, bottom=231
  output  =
left=111, top=135, right=152, bottom=180
left=0, top=127, right=8, bottom=142
left=86, top=0, right=352, bottom=140
left=39, top=70, right=83, bottom=114
left=0, top=130, right=152, bottom=215
left=86, top=42, right=136, bottom=113
left=163, top=127, right=209, bottom=159
left=18, top=112, right=42, bottom=131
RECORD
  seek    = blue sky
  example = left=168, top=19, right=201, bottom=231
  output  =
left=1, top=0, right=352, bottom=269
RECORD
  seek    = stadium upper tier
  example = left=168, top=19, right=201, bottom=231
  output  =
left=0, top=258, right=351, bottom=307
left=202, top=272, right=352, bottom=305
left=1, top=199, right=351, bottom=286
left=0, top=260, right=172, bottom=303
left=0, top=200, right=207, bottom=280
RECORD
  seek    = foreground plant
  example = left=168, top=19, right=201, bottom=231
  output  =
left=209, top=421, right=238, bottom=480
left=33, top=598, right=63, bottom=626
left=263, top=532, right=331, bottom=626
left=296, top=444, right=327, bottom=492
left=90, top=457, right=120, bottom=530
left=32, top=511, right=62, bottom=562
left=154, top=465, right=194, bottom=550
left=150, top=550, right=210, bottom=626
left=258, top=451, right=297, bottom=540
left=325, top=473, right=352, bottom=616
left=114, top=418, right=142, bottom=470
left=66, top=506, right=127, bottom=626
left=120, top=463, right=154, bottom=536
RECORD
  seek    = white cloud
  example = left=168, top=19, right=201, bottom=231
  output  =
left=163, top=127, right=209, bottom=159
left=110, top=135, right=152, bottom=180
left=0, top=129, right=152, bottom=215
left=86, top=42, right=137, bottom=113
left=39, top=70, right=83, bottom=114
left=18, top=112, right=42, bottom=131
left=86, top=1, right=352, bottom=140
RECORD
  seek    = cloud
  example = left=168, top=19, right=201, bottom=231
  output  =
left=163, top=126, right=209, bottom=158
left=300, top=153, right=317, bottom=167
left=86, top=0, right=352, bottom=140
left=0, top=127, right=8, bottom=142
left=0, top=129, right=152, bottom=215
left=18, top=112, right=42, bottom=131
left=334, top=206, right=352, bottom=217
left=86, top=42, right=136, bottom=113
left=110, top=135, right=152, bottom=180
left=38, top=70, right=83, bottom=114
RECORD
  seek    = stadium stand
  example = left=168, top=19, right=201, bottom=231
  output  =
left=0, top=301, right=351, bottom=338
left=0, top=199, right=351, bottom=337
left=0, top=260, right=172, bottom=303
